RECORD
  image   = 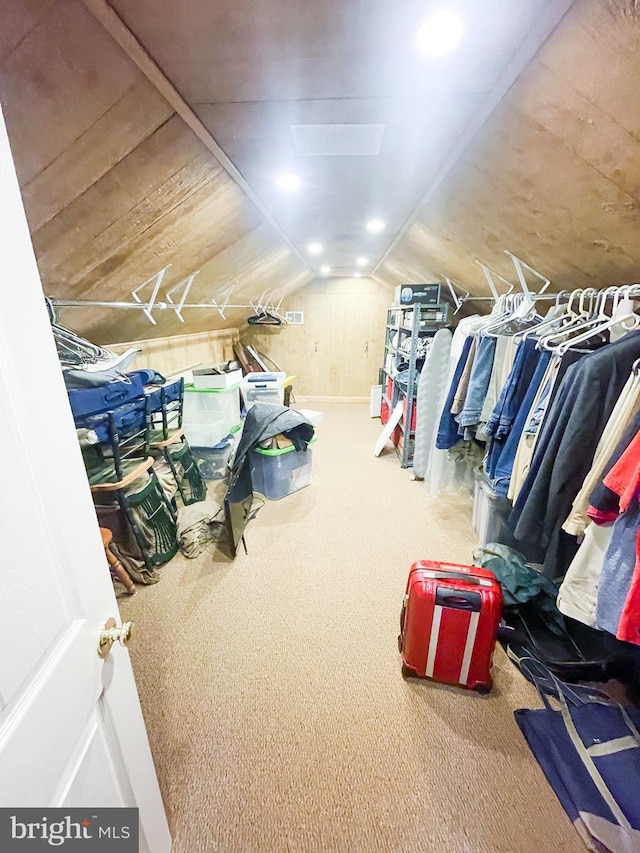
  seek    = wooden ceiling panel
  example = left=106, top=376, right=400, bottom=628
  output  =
left=534, top=1, right=640, bottom=140
left=21, top=78, right=173, bottom=232
left=109, top=0, right=542, bottom=103
left=180, top=223, right=291, bottom=301
left=0, top=0, right=142, bottom=184
left=59, top=172, right=264, bottom=298
left=31, top=116, right=209, bottom=272
left=511, top=59, right=640, bottom=202
left=383, top=0, right=640, bottom=297
left=0, top=0, right=58, bottom=64
left=457, top=112, right=640, bottom=275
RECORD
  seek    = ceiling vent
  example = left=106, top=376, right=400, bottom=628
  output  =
left=290, top=124, right=385, bottom=156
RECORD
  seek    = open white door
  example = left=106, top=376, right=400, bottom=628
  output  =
left=0, top=104, right=171, bottom=852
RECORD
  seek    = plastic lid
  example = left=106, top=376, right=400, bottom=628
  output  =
left=252, top=436, right=316, bottom=456
left=184, top=383, right=241, bottom=393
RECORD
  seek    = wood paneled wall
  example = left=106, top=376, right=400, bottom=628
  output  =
left=109, top=328, right=239, bottom=378
left=243, top=277, right=394, bottom=399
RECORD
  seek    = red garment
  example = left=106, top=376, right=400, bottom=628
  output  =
left=595, top=432, right=640, bottom=644
left=618, top=532, right=640, bottom=644
left=587, top=507, right=619, bottom=525
left=603, top=430, right=640, bottom=512
left=587, top=431, right=640, bottom=522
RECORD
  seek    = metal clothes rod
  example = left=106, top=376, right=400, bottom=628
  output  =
left=50, top=300, right=277, bottom=310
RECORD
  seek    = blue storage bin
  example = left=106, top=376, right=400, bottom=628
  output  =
left=250, top=439, right=315, bottom=500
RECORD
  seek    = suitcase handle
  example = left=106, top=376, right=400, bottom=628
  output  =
left=436, top=588, right=482, bottom=612
left=428, top=571, right=482, bottom=585
left=398, top=593, right=408, bottom=652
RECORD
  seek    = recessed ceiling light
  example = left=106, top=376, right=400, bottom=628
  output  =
left=416, top=10, right=464, bottom=57
left=354, top=272, right=362, bottom=279
left=366, top=218, right=386, bottom=234
left=356, top=257, right=368, bottom=267
left=276, top=172, right=301, bottom=191
left=320, top=265, right=331, bottom=275
left=307, top=241, right=323, bottom=256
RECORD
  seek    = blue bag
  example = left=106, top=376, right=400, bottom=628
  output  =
left=67, top=373, right=145, bottom=420
left=513, top=652, right=640, bottom=852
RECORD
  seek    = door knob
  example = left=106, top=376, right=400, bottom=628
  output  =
left=98, top=617, right=133, bottom=658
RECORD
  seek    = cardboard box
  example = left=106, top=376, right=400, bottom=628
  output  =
left=394, top=284, right=441, bottom=306
left=192, top=365, right=243, bottom=389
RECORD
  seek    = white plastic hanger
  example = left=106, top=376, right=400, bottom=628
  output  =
left=554, top=308, right=639, bottom=355
left=518, top=290, right=571, bottom=341
left=537, top=288, right=602, bottom=350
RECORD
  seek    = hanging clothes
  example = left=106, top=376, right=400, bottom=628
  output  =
left=509, top=330, right=640, bottom=577
left=557, top=416, right=640, bottom=630
left=456, top=335, right=497, bottom=438
left=488, top=348, right=552, bottom=498
left=588, top=411, right=640, bottom=524
left=436, top=335, right=474, bottom=451
left=590, top=431, right=640, bottom=645
left=451, top=337, right=477, bottom=415
left=556, top=522, right=614, bottom=628
left=412, top=329, right=452, bottom=480
left=478, top=335, right=510, bottom=435
left=428, top=318, right=485, bottom=498
left=563, top=369, right=640, bottom=536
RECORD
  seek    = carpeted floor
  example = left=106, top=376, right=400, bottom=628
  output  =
left=119, top=403, right=584, bottom=853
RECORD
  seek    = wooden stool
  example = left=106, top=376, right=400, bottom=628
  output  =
left=100, top=527, right=136, bottom=596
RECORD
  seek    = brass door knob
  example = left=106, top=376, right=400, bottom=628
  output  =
left=98, top=617, right=134, bottom=658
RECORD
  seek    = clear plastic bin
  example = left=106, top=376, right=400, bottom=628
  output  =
left=183, top=384, right=241, bottom=448
left=250, top=439, right=315, bottom=500
left=192, top=434, right=236, bottom=480
left=241, top=372, right=286, bottom=409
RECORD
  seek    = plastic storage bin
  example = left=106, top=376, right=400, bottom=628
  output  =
left=242, top=372, right=286, bottom=409
left=192, top=434, right=237, bottom=480
left=250, top=439, right=315, bottom=500
left=472, top=468, right=513, bottom=548
left=183, top=384, right=241, bottom=448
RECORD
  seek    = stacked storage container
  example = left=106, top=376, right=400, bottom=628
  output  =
left=250, top=438, right=316, bottom=500
left=183, top=384, right=242, bottom=462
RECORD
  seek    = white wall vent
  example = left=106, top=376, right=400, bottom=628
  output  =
left=290, top=124, right=385, bottom=156
left=285, top=311, right=304, bottom=324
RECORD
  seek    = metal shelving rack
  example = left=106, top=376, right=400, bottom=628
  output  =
left=381, top=301, right=449, bottom=468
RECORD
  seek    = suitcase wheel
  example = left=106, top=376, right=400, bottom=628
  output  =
left=401, top=664, right=416, bottom=680
left=474, top=683, right=492, bottom=695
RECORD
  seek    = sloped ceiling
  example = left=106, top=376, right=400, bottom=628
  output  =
left=0, top=0, right=313, bottom=343
left=379, top=0, right=640, bottom=301
left=1, top=0, right=640, bottom=342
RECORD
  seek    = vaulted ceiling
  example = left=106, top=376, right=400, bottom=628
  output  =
left=1, top=0, right=640, bottom=343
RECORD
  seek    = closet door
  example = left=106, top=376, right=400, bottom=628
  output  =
left=0, top=106, right=170, bottom=852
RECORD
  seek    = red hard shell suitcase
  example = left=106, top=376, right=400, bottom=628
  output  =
left=398, top=560, right=503, bottom=692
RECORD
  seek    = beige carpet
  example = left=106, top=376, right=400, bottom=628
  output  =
left=120, top=403, right=584, bottom=853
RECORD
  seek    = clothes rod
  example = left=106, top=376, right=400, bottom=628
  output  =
left=50, top=299, right=276, bottom=311
left=463, top=293, right=560, bottom=303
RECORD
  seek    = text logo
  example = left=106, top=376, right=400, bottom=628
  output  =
left=0, top=809, right=138, bottom=851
